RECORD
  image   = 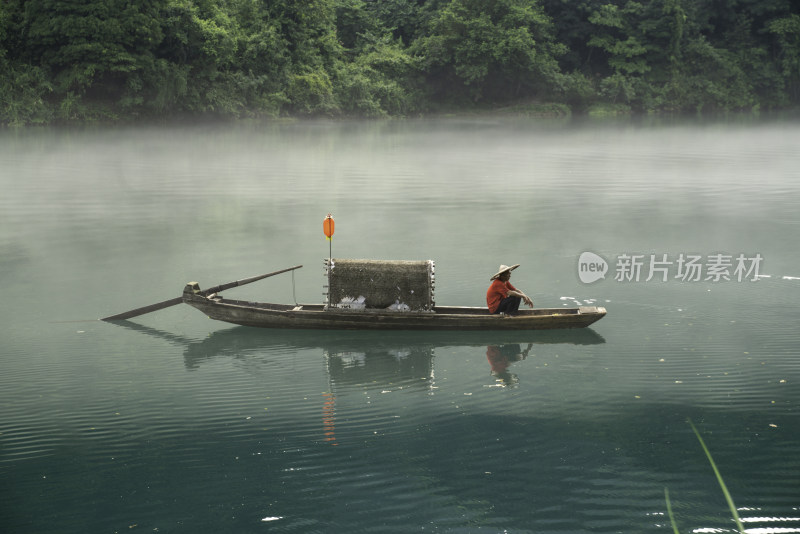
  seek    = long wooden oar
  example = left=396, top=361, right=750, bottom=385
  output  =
left=101, top=265, right=303, bottom=321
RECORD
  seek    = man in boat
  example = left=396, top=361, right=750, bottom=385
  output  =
left=486, top=264, right=534, bottom=315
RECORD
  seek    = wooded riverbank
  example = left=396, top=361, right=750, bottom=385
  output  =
left=2, top=0, right=799, bottom=125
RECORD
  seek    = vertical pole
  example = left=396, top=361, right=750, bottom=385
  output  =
left=323, top=214, right=335, bottom=309
left=327, top=240, right=331, bottom=309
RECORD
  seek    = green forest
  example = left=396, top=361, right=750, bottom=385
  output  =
left=1, top=0, right=799, bottom=124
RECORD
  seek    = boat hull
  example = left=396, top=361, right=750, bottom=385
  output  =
left=183, top=291, right=606, bottom=331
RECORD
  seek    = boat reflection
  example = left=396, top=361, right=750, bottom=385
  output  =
left=183, top=327, right=602, bottom=369
left=112, top=323, right=605, bottom=446
left=111, top=322, right=604, bottom=384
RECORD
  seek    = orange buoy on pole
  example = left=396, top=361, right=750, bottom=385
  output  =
left=323, top=213, right=334, bottom=272
left=323, top=214, right=334, bottom=308
left=323, top=213, right=335, bottom=240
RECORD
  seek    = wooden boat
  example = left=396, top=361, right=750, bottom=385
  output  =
left=181, top=283, right=606, bottom=331
left=103, top=260, right=606, bottom=331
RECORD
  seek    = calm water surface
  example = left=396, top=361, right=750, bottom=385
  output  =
left=2, top=117, right=800, bottom=533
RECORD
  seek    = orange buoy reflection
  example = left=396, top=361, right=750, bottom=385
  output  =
left=322, top=392, right=337, bottom=445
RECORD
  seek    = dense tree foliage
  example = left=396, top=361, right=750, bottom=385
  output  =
left=1, top=0, right=798, bottom=124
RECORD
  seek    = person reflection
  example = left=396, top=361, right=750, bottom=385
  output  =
left=486, top=343, right=532, bottom=387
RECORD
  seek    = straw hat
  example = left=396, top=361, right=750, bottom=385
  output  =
left=490, top=264, right=520, bottom=280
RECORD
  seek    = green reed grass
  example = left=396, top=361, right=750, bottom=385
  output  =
left=664, top=419, right=746, bottom=534
left=664, top=487, right=680, bottom=534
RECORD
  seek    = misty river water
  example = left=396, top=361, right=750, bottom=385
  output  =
left=2, top=116, right=800, bottom=533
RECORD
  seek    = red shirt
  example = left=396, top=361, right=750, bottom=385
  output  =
left=486, top=279, right=517, bottom=313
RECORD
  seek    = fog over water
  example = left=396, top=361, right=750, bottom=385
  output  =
left=1, top=117, right=799, bottom=533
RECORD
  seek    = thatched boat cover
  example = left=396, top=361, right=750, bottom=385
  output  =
left=325, top=259, right=435, bottom=312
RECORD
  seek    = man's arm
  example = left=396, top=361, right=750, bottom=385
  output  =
left=507, top=288, right=534, bottom=307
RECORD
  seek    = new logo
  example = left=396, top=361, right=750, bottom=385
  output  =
left=578, top=252, right=608, bottom=284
